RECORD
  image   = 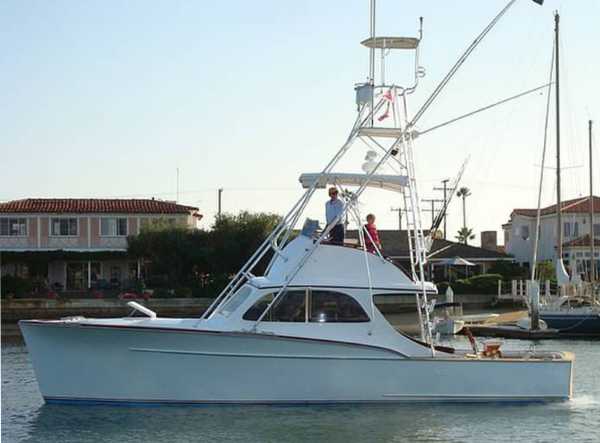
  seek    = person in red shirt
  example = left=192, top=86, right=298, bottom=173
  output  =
left=364, top=213, right=381, bottom=253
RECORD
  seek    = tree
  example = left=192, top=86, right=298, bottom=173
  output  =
left=127, top=211, right=282, bottom=289
left=128, top=226, right=211, bottom=286
left=456, top=187, right=472, bottom=230
left=455, top=227, right=475, bottom=245
left=209, top=211, right=281, bottom=275
left=535, top=261, right=555, bottom=282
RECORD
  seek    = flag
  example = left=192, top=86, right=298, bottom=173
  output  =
left=383, top=88, right=394, bottom=102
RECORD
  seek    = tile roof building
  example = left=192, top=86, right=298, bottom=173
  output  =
left=503, top=195, right=600, bottom=276
left=0, top=198, right=201, bottom=292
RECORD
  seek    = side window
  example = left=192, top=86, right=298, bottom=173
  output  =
left=310, top=291, right=369, bottom=323
left=243, top=289, right=369, bottom=323
left=243, top=290, right=306, bottom=322
left=220, top=285, right=253, bottom=316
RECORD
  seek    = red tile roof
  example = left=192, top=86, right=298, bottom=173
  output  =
left=563, top=234, right=600, bottom=248
left=0, top=199, right=200, bottom=216
left=513, top=196, right=600, bottom=217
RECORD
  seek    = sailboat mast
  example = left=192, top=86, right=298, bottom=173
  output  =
left=590, top=120, right=595, bottom=281
left=555, top=12, right=563, bottom=261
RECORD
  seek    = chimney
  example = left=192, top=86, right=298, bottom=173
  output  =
left=481, top=231, right=498, bottom=251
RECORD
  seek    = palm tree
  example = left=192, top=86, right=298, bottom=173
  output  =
left=456, top=187, right=472, bottom=229
left=455, top=227, right=475, bottom=245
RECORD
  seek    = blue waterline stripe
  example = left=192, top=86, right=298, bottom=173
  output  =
left=44, top=396, right=563, bottom=407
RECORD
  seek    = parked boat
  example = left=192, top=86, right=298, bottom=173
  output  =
left=20, top=0, right=573, bottom=404
left=540, top=294, right=600, bottom=336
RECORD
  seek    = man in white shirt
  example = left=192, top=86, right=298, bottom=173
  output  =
left=325, top=187, right=345, bottom=245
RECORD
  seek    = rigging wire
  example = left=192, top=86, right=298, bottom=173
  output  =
left=415, top=84, right=552, bottom=137
left=409, top=0, right=518, bottom=128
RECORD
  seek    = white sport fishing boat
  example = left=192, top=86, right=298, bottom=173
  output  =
left=21, top=0, right=573, bottom=405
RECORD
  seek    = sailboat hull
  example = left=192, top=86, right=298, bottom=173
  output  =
left=540, top=313, right=600, bottom=336
left=20, top=320, right=573, bottom=404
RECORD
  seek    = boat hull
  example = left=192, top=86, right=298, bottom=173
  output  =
left=540, top=313, right=600, bottom=336
left=20, top=321, right=573, bottom=404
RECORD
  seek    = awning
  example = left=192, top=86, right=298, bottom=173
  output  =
left=299, top=172, right=408, bottom=193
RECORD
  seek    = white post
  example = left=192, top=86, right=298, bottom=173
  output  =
left=545, top=279, right=550, bottom=298
left=37, top=216, right=41, bottom=248
left=87, top=260, right=91, bottom=289
left=498, top=279, right=502, bottom=298
left=446, top=285, right=454, bottom=316
left=519, top=279, right=524, bottom=299
left=530, top=280, right=540, bottom=330
left=511, top=279, right=517, bottom=298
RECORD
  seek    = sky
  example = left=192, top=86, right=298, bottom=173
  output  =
left=1, top=0, right=598, bottom=245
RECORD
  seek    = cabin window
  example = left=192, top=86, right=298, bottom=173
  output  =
left=220, top=285, right=253, bottom=316
left=243, top=289, right=369, bottom=323
left=243, top=290, right=306, bottom=322
left=310, top=290, right=369, bottom=322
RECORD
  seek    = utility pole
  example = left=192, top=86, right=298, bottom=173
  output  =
left=421, top=198, right=444, bottom=227
left=390, top=207, right=402, bottom=231
left=176, top=168, right=180, bottom=203
left=433, top=178, right=453, bottom=239
left=589, top=120, right=595, bottom=281
left=217, top=188, right=223, bottom=217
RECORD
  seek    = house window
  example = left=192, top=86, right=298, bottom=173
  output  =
left=594, top=224, right=600, bottom=237
left=50, top=218, right=78, bottom=236
left=518, top=225, right=529, bottom=240
left=100, top=217, right=127, bottom=236
left=66, top=262, right=86, bottom=290
left=573, top=222, right=579, bottom=237
left=0, top=218, right=27, bottom=236
left=67, top=262, right=101, bottom=290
